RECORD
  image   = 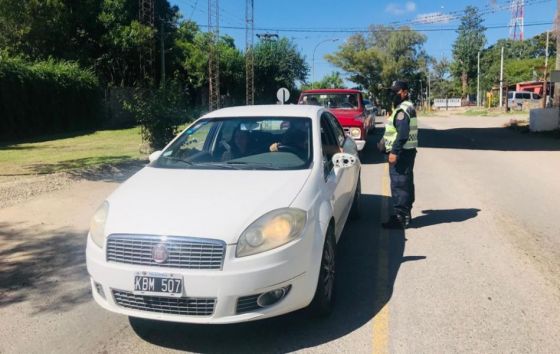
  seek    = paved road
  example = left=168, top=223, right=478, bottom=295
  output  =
left=1, top=115, right=559, bottom=353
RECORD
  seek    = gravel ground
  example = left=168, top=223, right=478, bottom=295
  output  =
left=0, top=160, right=146, bottom=209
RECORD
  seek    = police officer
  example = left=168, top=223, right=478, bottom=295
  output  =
left=379, top=80, right=418, bottom=229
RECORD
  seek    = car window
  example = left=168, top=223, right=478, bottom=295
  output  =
left=175, top=121, right=213, bottom=153
left=300, top=93, right=360, bottom=109
left=325, top=112, right=345, bottom=147
left=522, top=93, right=531, bottom=99
left=320, top=114, right=340, bottom=176
left=533, top=93, right=541, bottom=100
left=152, top=117, right=313, bottom=170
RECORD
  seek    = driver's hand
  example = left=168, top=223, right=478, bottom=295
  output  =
left=270, top=142, right=279, bottom=152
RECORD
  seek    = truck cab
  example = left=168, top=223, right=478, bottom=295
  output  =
left=298, top=89, right=372, bottom=151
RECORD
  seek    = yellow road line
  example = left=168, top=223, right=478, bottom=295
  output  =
left=372, top=164, right=390, bottom=354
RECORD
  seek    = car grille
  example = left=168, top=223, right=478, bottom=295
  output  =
left=106, top=234, right=226, bottom=270
left=236, top=294, right=261, bottom=314
left=112, top=290, right=216, bottom=316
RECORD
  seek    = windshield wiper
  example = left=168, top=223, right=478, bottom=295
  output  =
left=163, top=156, right=194, bottom=166
left=190, top=162, right=245, bottom=170
left=225, top=161, right=283, bottom=170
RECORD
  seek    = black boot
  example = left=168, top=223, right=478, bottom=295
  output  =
left=382, top=214, right=405, bottom=229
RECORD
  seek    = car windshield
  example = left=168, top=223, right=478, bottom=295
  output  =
left=151, top=117, right=313, bottom=170
left=300, top=93, right=359, bottom=110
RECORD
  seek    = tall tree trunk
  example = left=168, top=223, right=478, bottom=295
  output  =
left=461, top=71, right=468, bottom=99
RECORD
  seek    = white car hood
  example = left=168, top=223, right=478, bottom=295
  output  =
left=105, top=166, right=311, bottom=244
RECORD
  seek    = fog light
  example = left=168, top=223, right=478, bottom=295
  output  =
left=256, top=285, right=291, bottom=307
left=94, top=281, right=106, bottom=299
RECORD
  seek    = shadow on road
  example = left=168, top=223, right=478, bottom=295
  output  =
left=419, top=127, right=560, bottom=151
left=360, top=126, right=386, bottom=165
left=129, top=193, right=425, bottom=353
left=410, top=209, right=481, bottom=229
left=0, top=223, right=90, bottom=313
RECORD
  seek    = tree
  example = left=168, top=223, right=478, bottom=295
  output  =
left=429, top=57, right=460, bottom=99
left=253, top=37, right=308, bottom=104
left=301, top=71, right=346, bottom=90
left=451, top=6, right=486, bottom=98
left=174, top=25, right=245, bottom=107
left=326, top=25, right=429, bottom=107
left=479, top=33, right=556, bottom=95
left=0, top=0, right=103, bottom=65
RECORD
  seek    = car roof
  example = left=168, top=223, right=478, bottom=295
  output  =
left=301, top=89, right=362, bottom=94
left=201, top=104, right=321, bottom=119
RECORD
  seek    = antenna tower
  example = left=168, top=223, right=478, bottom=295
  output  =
left=245, top=0, right=254, bottom=105
left=509, top=0, right=525, bottom=41
left=139, top=0, right=155, bottom=82
left=208, top=0, right=220, bottom=111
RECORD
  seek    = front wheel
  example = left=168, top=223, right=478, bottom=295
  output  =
left=309, top=226, right=336, bottom=317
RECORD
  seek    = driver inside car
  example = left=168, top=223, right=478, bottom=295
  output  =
left=269, top=121, right=309, bottom=157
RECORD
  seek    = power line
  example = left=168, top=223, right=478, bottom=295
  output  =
left=390, top=0, right=550, bottom=26
left=194, top=21, right=553, bottom=34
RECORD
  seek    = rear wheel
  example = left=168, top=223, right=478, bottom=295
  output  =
left=309, top=226, right=336, bottom=317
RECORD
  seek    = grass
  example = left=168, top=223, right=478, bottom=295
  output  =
left=461, top=108, right=530, bottom=119
left=0, top=127, right=147, bottom=176
left=462, top=108, right=490, bottom=116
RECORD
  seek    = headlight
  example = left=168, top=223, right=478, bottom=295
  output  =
left=236, top=208, right=307, bottom=257
left=349, top=127, right=361, bottom=139
left=89, top=201, right=109, bottom=249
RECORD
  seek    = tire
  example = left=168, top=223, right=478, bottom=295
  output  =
left=309, top=226, right=336, bottom=317
left=350, top=176, right=361, bottom=220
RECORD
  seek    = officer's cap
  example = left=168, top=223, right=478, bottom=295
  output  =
left=390, top=80, right=409, bottom=92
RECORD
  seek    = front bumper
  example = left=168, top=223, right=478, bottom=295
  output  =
left=86, top=223, right=323, bottom=324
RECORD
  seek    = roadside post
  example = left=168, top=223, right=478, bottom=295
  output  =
left=277, top=87, right=290, bottom=105
left=550, top=70, right=560, bottom=128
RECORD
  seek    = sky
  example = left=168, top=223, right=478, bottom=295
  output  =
left=173, top=0, right=556, bottom=85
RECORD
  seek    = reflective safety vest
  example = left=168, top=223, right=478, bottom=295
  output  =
left=383, top=100, right=418, bottom=151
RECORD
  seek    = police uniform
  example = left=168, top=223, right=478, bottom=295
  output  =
left=381, top=81, right=418, bottom=228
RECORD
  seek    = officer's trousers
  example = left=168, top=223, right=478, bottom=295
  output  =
left=389, top=149, right=416, bottom=217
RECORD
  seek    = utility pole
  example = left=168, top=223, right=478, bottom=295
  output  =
left=428, top=73, right=431, bottom=112
left=543, top=30, right=549, bottom=108
left=208, top=0, right=220, bottom=111
left=500, top=46, right=504, bottom=108
left=312, top=38, right=338, bottom=89
left=139, top=0, right=155, bottom=83
left=477, top=50, right=481, bottom=107
left=554, top=5, right=560, bottom=108
left=419, top=80, right=423, bottom=108
left=160, top=19, right=165, bottom=85
left=245, top=0, right=254, bottom=105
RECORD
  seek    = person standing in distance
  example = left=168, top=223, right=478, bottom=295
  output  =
left=378, top=80, right=418, bottom=229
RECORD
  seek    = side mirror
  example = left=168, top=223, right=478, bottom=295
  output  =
left=148, top=150, right=162, bottom=163
left=332, top=152, right=357, bottom=169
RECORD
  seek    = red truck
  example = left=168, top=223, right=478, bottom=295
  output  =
left=298, top=89, right=373, bottom=151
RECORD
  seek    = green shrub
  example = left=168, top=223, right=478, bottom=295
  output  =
left=124, top=82, right=193, bottom=150
left=0, top=56, right=102, bottom=139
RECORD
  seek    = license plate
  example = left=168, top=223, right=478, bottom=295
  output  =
left=133, top=272, right=183, bottom=297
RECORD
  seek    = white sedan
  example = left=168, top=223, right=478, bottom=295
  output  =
left=86, top=104, right=361, bottom=324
